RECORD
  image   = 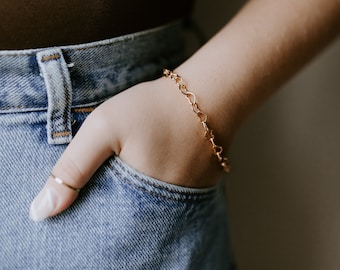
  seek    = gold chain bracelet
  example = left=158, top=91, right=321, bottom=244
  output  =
left=163, top=69, right=231, bottom=173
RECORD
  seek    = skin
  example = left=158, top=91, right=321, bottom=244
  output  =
left=29, top=0, right=340, bottom=221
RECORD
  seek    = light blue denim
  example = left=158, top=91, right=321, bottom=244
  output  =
left=0, top=21, right=234, bottom=269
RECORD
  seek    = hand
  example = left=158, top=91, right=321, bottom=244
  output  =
left=29, top=78, right=226, bottom=221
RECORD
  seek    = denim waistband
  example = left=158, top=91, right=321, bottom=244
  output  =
left=0, top=20, right=184, bottom=113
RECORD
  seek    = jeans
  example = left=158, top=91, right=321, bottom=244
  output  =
left=0, top=21, right=234, bottom=269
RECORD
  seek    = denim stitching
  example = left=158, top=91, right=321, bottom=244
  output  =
left=116, top=160, right=216, bottom=196
left=110, top=160, right=216, bottom=202
left=57, top=59, right=71, bottom=139
left=117, top=169, right=214, bottom=202
left=37, top=49, right=73, bottom=144
left=73, top=107, right=95, bottom=113
left=53, top=131, right=71, bottom=138
left=121, top=177, right=210, bottom=203
left=0, top=106, right=25, bottom=110
left=0, top=105, right=96, bottom=112
left=41, top=53, right=61, bottom=62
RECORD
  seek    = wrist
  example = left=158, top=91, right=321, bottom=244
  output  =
left=163, top=69, right=231, bottom=173
left=172, top=63, right=243, bottom=150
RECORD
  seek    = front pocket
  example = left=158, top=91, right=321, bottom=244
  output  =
left=98, top=156, right=232, bottom=269
left=109, top=156, right=218, bottom=203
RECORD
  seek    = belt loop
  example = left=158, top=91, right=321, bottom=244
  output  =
left=37, top=48, right=73, bottom=145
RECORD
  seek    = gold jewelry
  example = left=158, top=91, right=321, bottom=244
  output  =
left=163, top=69, right=231, bottom=173
left=50, top=173, right=81, bottom=193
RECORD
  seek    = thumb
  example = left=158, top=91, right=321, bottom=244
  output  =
left=29, top=109, right=115, bottom=221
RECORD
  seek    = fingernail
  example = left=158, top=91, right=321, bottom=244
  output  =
left=30, top=188, right=56, bottom=222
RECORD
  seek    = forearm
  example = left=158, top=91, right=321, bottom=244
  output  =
left=176, top=0, right=340, bottom=145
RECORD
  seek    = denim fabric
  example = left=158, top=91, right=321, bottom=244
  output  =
left=0, top=21, right=233, bottom=269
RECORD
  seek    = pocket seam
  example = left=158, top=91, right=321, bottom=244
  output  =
left=109, top=157, right=218, bottom=202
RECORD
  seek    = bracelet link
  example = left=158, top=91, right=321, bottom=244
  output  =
left=163, top=68, right=231, bottom=173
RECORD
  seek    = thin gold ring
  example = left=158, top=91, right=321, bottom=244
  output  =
left=50, top=173, right=81, bottom=193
